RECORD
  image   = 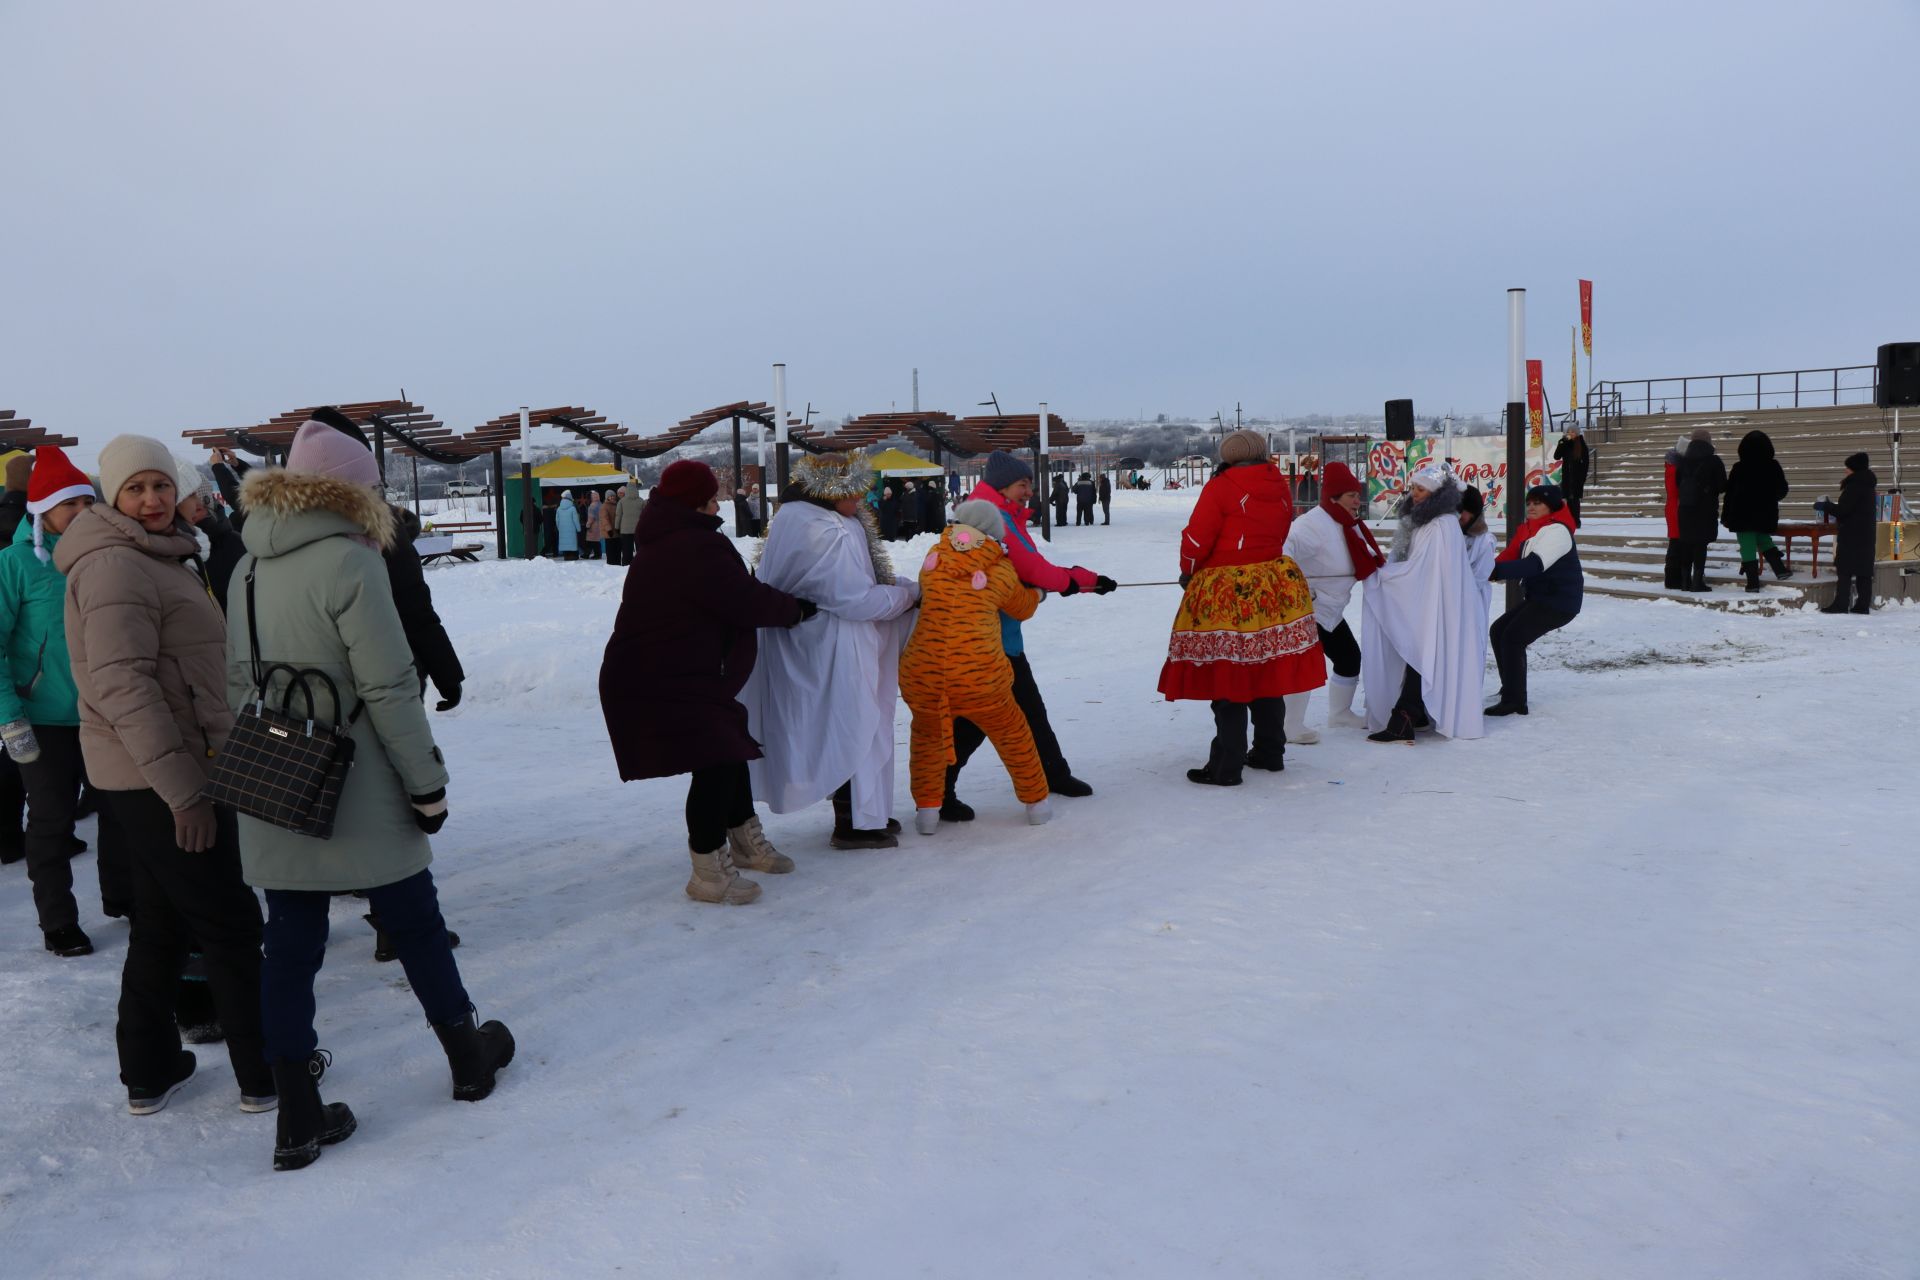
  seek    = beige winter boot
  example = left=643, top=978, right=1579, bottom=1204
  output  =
left=1326, top=677, right=1367, bottom=728
left=727, top=816, right=794, bottom=874
left=686, top=845, right=761, bottom=905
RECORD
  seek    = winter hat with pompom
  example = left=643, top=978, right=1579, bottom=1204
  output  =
left=949, top=499, right=1006, bottom=542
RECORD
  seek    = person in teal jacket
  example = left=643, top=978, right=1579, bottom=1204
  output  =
left=0, top=446, right=120, bottom=957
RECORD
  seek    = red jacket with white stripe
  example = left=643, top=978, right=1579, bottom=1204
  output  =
left=1179, top=461, right=1295, bottom=577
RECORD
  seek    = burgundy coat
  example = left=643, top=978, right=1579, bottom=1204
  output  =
left=600, top=498, right=802, bottom=781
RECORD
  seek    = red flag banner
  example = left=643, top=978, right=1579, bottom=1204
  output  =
left=1579, top=279, right=1593, bottom=356
left=1527, top=358, right=1545, bottom=444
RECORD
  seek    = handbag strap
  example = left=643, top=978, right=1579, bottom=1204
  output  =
left=246, top=562, right=364, bottom=727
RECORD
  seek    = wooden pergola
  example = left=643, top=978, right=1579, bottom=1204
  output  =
left=0, top=411, right=81, bottom=453
left=185, top=400, right=525, bottom=558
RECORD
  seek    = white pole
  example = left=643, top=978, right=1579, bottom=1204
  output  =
left=1039, top=401, right=1050, bottom=454
left=773, top=363, right=788, bottom=447
left=519, top=405, right=531, bottom=465
left=1444, top=414, right=1453, bottom=464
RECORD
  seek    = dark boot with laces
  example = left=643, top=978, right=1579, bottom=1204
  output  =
left=432, top=1006, right=516, bottom=1102
left=272, top=1050, right=355, bottom=1172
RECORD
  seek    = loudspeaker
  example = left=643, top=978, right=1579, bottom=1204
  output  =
left=1878, top=343, right=1920, bottom=408
left=1384, top=399, right=1415, bottom=441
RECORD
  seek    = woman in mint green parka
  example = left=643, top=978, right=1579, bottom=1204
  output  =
left=226, top=417, right=512, bottom=1173
left=0, top=446, right=122, bottom=956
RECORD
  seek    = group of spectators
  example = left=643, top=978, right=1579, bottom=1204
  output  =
left=0, top=412, right=508, bottom=1175
left=1663, top=428, right=1878, bottom=612
left=546, top=485, right=646, bottom=563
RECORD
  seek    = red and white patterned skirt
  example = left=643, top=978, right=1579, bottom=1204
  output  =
left=1156, top=557, right=1327, bottom=703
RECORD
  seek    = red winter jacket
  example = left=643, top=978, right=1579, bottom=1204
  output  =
left=1663, top=450, right=1680, bottom=539
left=1179, top=461, right=1295, bottom=577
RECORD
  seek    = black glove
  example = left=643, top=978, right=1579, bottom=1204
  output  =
left=434, top=681, right=462, bottom=712
left=410, top=788, right=448, bottom=835
left=793, top=598, right=820, bottom=623
left=1093, top=575, right=1118, bottom=595
left=1060, top=579, right=1081, bottom=597
left=1179, top=573, right=1191, bottom=589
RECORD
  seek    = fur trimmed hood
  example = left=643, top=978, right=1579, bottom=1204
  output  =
left=238, top=468, right=397, bottom=559
left=1388, top=477, right=1463, bottom=562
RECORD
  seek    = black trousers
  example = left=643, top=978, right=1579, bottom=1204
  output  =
left=1681, top=540, right=1710, bottom=587
left=953, top=652, right=1072, bottom=787
left=1490, top=602, right=1575, bottom=706
left=1662, top=539, right=1685, bottom=589
left=1099, top=499, right=1110, bottom=525
left=262, top=868, right=468, bottom=1062
left=583, top=539, right=601, bottom=560
left=1052, top=500, right=1068, bottom=526
left=685, top=761, right=754, bottom=851
left=1075, top=501, right=1094, bottom=526
left=1317, top=620, right=1362, bottom=680
left=0, top=752, right=22, bottom=857
left=1209, top=699, right=1282, bottom=774
left=1564, top=484, right=1583, bottom=526
left=17, top=725, right=126, bottom=931
left=103, top=789, right=269, bottom=1095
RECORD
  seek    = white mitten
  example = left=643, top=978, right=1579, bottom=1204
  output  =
left=1, top=720, right=41, bottom=764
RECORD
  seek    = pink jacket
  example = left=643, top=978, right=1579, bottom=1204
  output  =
left=966, top=481, right=1099, bottom=594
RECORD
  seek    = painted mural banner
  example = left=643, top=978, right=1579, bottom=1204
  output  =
left=1366, top=438, right=1563, bottom=519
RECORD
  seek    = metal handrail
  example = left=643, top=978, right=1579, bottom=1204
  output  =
left=1592, top=364, right=1879, bottom=421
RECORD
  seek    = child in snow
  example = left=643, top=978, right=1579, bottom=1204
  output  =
left=899, top=500, right=1050, bottom=834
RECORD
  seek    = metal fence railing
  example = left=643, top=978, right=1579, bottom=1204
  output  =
left=1592, top=364, right=1880, bottom=431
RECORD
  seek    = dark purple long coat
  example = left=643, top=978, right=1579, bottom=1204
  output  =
left=600, top=497, right=801, bottom=781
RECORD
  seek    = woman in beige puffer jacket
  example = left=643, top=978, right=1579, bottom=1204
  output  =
left=56, top=433, right=273, bottom=1117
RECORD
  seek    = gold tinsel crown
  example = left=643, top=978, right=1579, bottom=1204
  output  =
left=789, top=448, right=874, bottom=500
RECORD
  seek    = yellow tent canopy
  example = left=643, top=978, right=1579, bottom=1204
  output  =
left=533, top=456, right=627, bottom=480
left=867, top=447, right=943, bottom=477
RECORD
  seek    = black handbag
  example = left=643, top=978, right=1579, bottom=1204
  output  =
left=205, top=567, right=361, bottom=840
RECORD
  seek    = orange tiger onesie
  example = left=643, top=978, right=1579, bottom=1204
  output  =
left=899, top=522, right=1049, bottom=814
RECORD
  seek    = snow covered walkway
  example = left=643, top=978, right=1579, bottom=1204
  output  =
left=1, top=491, right=1914, bottom=1277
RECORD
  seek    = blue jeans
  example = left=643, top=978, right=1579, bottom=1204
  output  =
left=261, top=868, right=469, bottom=1062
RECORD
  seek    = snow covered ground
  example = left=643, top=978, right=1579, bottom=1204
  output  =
left=2, top=489, right=1915, bottom=1278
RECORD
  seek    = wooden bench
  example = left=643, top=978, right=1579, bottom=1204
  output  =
left=1775, top=522, right=1835, bottom=579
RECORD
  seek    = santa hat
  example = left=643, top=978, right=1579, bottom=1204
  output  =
left=27, top=446, right=96, bottom=563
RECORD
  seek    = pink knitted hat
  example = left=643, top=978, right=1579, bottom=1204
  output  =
left=287, top=420, right=381, bottom=486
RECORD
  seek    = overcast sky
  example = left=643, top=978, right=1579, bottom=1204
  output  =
left=4, top=0, right=1915, bottom=461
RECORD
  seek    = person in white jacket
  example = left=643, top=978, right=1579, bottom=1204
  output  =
left=1279, top=461, right=1383, bottom=741
left=741, top=450, right=919, bottom=849
left=1361, top=464, right=1487, bottom=745
left=1459, top=484, right=1497, bottom=627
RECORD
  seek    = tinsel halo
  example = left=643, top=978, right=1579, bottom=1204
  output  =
left=790, top=449, right=874, bottom=500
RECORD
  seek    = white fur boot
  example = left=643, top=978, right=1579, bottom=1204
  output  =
left=1026, top=799, right=1053, bottom=826
left=1327, top=676, right=1367, bottom=728
left=1283, top=692, right=1320, bottom=744
left=915, top=807, right=940, bottom=835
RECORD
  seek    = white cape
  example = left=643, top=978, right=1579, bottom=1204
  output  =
left=742, top=503, right=919, bottom=828
left=1465, top=529, right=1497, bottom=629
left=1360, top=515, right=1486, bottom=740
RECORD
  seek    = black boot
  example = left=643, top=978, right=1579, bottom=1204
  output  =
left=1850, top=574, right=1872, bottom=614
left=938, top=766, right=975, bottom=822
left=367, top=912, right=460, bottom=963
left=1186, top=738, right=1242, bottom=786
left=1485, top=699, right=1528, bottom=717
left=1367, top=709, right=1417, bottom=744
left=1048, top=774, right=1094, bottom=798
left=1662, top=542, right=1684, bottom=590
left=433, top=1006, right=516, bottom=1102
left=1741, top=560, right=1761, bottom=593
left=272, top=1052, right=356, bottom=1172
left=1821, top=578, right=1853, bottom=613
left=1763, top=546, right=1793, bottom=580
left=830, top=785, right=899, bottom=848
